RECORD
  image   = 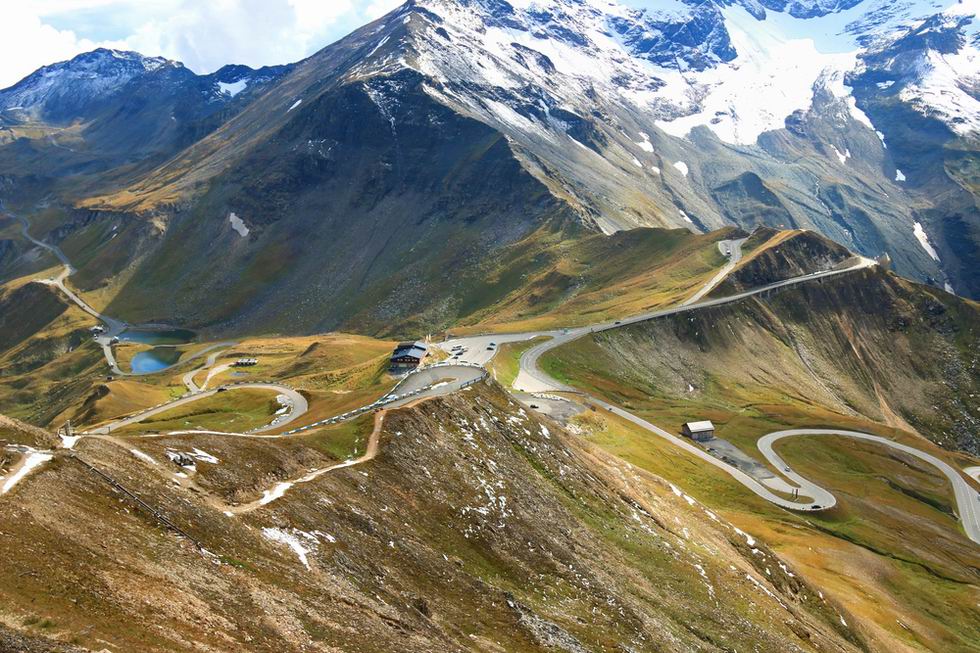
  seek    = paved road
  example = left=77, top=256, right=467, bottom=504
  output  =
left=218, top=366, right=487, bottom=511
left=514, top=250, right=876, bottom=395
left=454, top=245, right=980, bottom=545
left=5, top=209, right=129, bottom=368
left=109, top=364, right=489, bottom=512
left=181, top=345, right=239, bottom=392
left=758, top=429, right=980, bottom=543
left=442, top=238, right=747, bottom=371
left=442, top=333, right=560, bottom=367
left=683, top=238, right=746, bottom=306
left=584, top=396, right=831, bottom=510
left=279, top=363, right=487, bottom=436
left=10, top=214, right=976, bottom=542
left=5, top=208, right=230, bottom=378
left=82, top=383, right=309, bottom=435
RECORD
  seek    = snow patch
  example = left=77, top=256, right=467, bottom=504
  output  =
left=672, top=161, right=689, bottom=177
left=260, top=481, right=294, bottom=506
left=60, top=434, right=80, bottom=449
left=217, top=78, right=248, bottom=97
left=286, top=99, right=302, bottom=112
left=130, top=448, right=157, bottom=465
left=654, top=6, right=865, bottom=145
left=900, top=46, right=980, bottom=136
left=912, top=222, right=940, bottom=261
left=261, top=528, right=316, bottom=569
left=368, top=36, right=390, bottom=58
left=733, top=527, right=756, bottom=547
left=191, top=448, right=219, bottom=464
left=634, top=132, right=654, bottom=153
left=228, top=212, right=249, bottom=238
left=895, top=168, right=906, bottom=182
left=1, top=450, right=53, bottom=494
left=830, top=145, right=849, bottom=165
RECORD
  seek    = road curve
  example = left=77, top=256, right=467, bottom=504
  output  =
left=759, top=430, right=980, bottom=544
left=102, top=364, right=488, bottom=512
left=505, top=250, right=980, bottom=546
left=514, top=251, right=876, bottom=394
left=82, top=383, right=309, bottom=435
left=966, top=467, right=980, bottom=485
left=11, top=211, right=976, bottom=542
left=5, top=208, right=220, bottom=377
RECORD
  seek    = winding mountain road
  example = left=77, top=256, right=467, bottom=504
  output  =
left=82, top=383, right=310, bottom=436
left=442, top=243, right=980, bottom=545
left=5, top=209, right=129, bottom=368
left=5, top=214, right=978, bottom=542
left=5, top=208, right=231, bottom=378
left=759, top=429, right=980, bottom=543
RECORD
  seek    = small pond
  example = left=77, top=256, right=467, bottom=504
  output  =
left=130, top=346, right=183, bottom=374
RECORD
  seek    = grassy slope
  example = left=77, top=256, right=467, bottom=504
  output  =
left=114, top=387, right=282, bottom=434
left=711, top=228, right=854, bottom=297
left=0, top=383, right=864, bottom=652
left=455, top=226, right=738, bottom=333
left=542, top=270, right=980, bottom=652
left=0, top=277, right=108, bottom=426
left=487, top=336, right=549, bottom=388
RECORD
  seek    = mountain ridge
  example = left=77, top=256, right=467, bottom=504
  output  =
left=0, top=0, right=978, bottom=336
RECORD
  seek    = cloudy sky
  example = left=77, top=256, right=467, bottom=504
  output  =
left=0, top=0, right=657, bottom=87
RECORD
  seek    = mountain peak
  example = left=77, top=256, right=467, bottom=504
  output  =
left=0, top=47, right=182, bottom=121
left=71, top=47, right=178, bottom=72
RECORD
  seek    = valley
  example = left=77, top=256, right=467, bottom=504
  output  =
left=2, top=207, right=978, bottom=651
left=0, top=0, right=979, bottom=650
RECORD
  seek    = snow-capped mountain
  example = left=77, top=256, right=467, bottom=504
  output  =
left=335, top=0, right=978, bottom=293
left=0, top=48, right=291, bottom=125
left=0, top=48, right=293, bottom=182
left=0, top=0, right=978, bottom=333
left=377, top=0, right=979, bottom=145
left=0, top=49, right=177, bottom=122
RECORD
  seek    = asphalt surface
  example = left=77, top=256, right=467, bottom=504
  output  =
left=6, top=209, right=230, bottom=378
left=758, top=429, right=980, bottom=543
left=9, top=213, right=978, bottom=542
left=443, top=245, right=980, bottom=545
left=82, top=383, right=309, bottom=435
left=6, top=209, right=130, bottom=370
left=514, top=247, right=876, bottom=395
left=966, top=466, right=980, bottom=484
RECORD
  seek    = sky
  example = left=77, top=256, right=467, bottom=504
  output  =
left=0, top=0, right=660, bottom=87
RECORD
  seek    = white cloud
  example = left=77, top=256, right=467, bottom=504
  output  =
left=0, top=6, right=105, bottom=87
left=0, top=0, right=406, bottom=89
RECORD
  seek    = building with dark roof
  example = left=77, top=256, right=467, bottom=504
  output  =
left=389, top=341, right=427, bottom=372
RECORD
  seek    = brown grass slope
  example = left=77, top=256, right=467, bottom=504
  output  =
left=550, top=266, right=979, bottom=454
left=0, top=382, right=865, bottom=652
left=541, top=268, right=980, bottom=652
